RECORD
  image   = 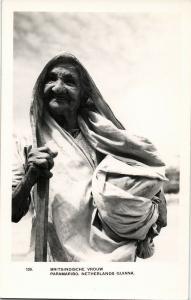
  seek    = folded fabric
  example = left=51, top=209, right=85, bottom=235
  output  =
left=92, top=155, right=166, bottom=242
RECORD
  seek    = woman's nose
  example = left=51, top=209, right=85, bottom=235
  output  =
left=52, top=79, right=66, bottom=94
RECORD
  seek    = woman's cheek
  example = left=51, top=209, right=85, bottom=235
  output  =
left=44, top=84, right=53, bottom=96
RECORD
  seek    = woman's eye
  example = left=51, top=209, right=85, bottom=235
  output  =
left=46, top=73, right=57, bottom=82
left=64, top=75, right=75, bottom=85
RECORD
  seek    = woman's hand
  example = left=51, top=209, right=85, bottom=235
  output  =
left=26, top=146, right=58, bottom=182
left=12, top=146, right=58, bottom=223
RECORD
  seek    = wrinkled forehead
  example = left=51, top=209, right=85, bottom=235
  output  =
left=48, top=63, right=80, bottom=77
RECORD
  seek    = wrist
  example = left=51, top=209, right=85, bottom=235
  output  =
left=25, top=165, right=39, bottom=186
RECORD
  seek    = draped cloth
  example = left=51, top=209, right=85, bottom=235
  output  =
left=13, top=53, right=167, bottom=261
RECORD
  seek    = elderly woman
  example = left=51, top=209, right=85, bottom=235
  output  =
left=12, top=53, right=167, bottom=262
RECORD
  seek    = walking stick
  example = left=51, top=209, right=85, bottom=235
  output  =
left=34, top=129, right=49, bottom=262
left=34, top=177, right=49, bottom=261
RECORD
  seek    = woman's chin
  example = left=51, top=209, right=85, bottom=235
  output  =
left=48, top=104, right=70, bottom=116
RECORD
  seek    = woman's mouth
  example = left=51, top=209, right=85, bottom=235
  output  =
left=53, top=96, right=71, bottom=103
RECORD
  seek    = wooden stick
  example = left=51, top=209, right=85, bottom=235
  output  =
left=34, top=177, right=49, bottom=261
left=34, top=126, right=49, bottom=262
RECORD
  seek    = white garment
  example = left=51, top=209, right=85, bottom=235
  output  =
left=12, top=127, right=137, bottom=262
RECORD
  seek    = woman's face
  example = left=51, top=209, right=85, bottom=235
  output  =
left=43, top=63, right=82, bottom=116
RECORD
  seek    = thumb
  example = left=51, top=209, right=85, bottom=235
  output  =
left=51, top=151, right=58, bottom=158
left=45, top=142, right=58, bottom=158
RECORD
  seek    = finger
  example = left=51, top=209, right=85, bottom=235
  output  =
left=28, top=156, right=54, bottom=169
left=27, top=150, right=49, bottom=159
left=37, top=146, right=51, bottom=152
left=27, top=162, right=40, bottom=173
left=28, top=147, right=58, bottom=159
left=35, top=153, right=52, bottom=160
left=50, top=151, right=58, bottom=158
left=33, top=158, right=49, bottom=169
left=35, top=155, right=54, bottom=169
left=48, top=158, right=54, bottom=169
left=38, top=146, right=58, bottom=157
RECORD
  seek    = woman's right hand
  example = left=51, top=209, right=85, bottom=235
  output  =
left=26, top=146, right=58, bottom=182
left=12, top=145, right=58, bottom=223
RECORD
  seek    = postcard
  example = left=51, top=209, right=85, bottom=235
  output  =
left=0, top=0, right=190, bottom=299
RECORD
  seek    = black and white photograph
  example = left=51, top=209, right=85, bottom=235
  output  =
left=0, top=0, right=190, bottom=299
left=12, top=10, right=180, bottom=263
